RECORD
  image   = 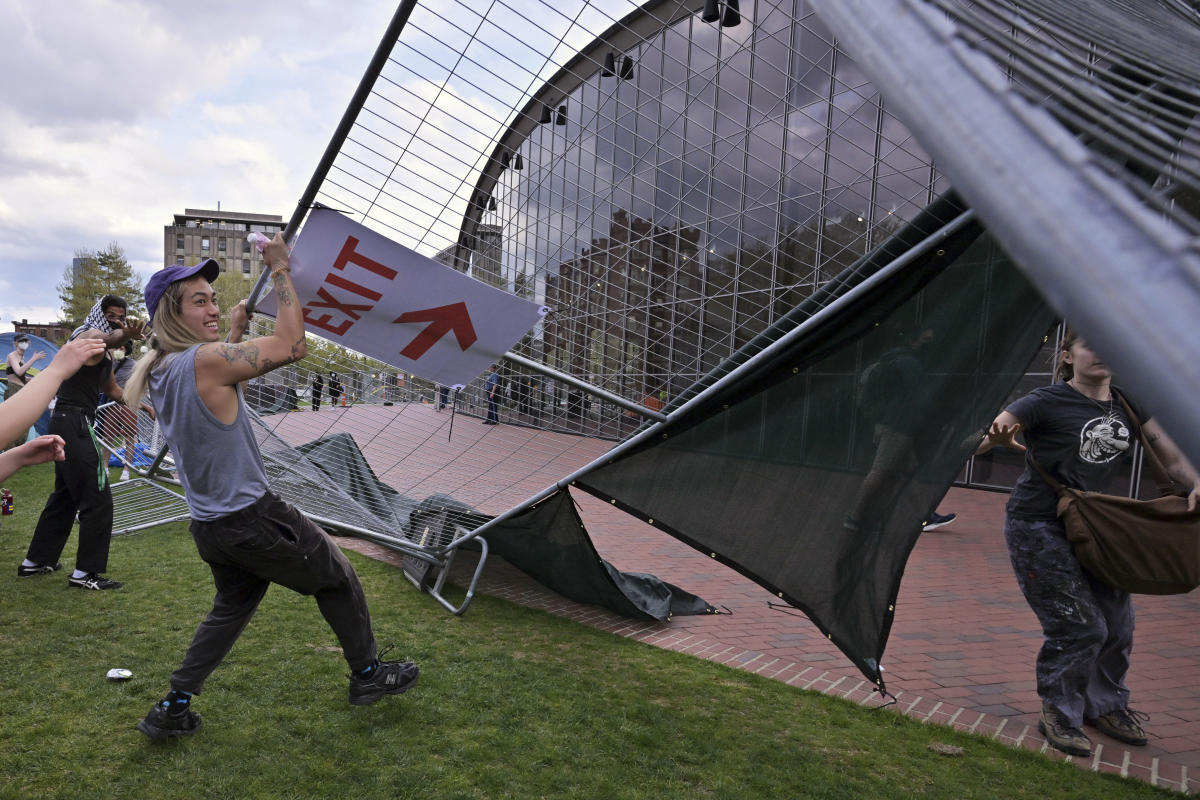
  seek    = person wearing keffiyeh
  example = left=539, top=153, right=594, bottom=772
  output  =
left=19, top=294, right=145, bottom=591
left=72, top=295, right=146, bottom=347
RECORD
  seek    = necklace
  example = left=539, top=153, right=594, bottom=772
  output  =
left=1069, top=379, right=1116, bottom=420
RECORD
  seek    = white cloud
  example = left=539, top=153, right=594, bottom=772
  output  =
left=0, top=0, right=396, bottom=323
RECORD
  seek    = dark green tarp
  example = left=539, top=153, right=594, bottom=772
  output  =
left=577, top=197, right=1056, bottom=689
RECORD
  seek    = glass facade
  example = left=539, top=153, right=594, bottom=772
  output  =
left=453, top=0, right=1154, bottom=496
left=456, top=2, right=932, bottom=412
left=311, top=0, right=1158, bottom=497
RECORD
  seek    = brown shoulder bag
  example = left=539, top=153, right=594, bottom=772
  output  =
left=1030, top=392, right=1200, bottom=595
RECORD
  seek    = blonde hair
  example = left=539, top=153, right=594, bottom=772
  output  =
left=123, top=278, right=207, bottom=409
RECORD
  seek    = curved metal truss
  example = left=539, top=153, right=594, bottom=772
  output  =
left=297, top=0, right=951, bottom=429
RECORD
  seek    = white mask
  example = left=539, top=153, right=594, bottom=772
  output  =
left=16, top=342, right=28, bottom=352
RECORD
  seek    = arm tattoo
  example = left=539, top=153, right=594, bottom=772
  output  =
left=215, top=344, right=260, bottom=369
left=272, top=271, right=295, bottom=306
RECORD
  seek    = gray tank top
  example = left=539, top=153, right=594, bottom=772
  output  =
left=149, top=345, right=269, bottom=520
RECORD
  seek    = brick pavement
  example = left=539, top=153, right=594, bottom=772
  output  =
left=267, top=403, right=1199, bottom=793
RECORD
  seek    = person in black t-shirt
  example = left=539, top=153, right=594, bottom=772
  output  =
left=311, top=373, right=324, bottom=411
left=20, top=298, right=144, bottom=590
left=845, top=327, right=936, bottom=532
left=979, top=329, right=1198, bottom=757
left=327, top=371, right=344, bottom=406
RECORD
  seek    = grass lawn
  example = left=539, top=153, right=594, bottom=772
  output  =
left=0, top=463, right=1173, bottom=800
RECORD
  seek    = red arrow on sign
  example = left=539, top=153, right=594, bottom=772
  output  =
left=393, top=302, right=478, bottom=360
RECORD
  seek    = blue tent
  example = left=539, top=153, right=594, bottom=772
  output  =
left=0, top=332, right=61, bottom=436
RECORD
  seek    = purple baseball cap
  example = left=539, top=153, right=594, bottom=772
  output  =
left=145, top=259, right=220, bottom=322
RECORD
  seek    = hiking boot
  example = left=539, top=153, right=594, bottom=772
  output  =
left=922, top=512, right=957, bottom=532
left=349, top=650, right=419, bottom=706
left=1089, top=708, right=1149, bottom=746
left=138, top=704, right=202, bottom=740
left=17, top=562, right=63, bottom=577
left=1038, top=704, right=1092, bottom=756
left=68, top=573, right=123, bottom=590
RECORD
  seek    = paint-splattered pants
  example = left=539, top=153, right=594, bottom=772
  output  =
left=1003, top=515, right=1133, bottom=727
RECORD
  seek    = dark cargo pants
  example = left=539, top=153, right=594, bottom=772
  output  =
left=170, top=492, right=377, bottom=694
left=1003, top=515, right=1133, bottom=727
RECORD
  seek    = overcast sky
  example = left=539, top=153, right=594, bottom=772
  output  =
left=0, top=0, right=398, bottom=325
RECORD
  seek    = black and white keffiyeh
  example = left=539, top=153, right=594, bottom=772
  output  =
left=70, top=299, right=116, bottom=341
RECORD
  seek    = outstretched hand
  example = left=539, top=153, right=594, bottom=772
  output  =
left=29, top=350, right=46, bottom=364
left=986, top=421, right=1026, bottom=452
left=13, top=435, right=66, bottom=466
left=116, top=317, right=147, bottom=341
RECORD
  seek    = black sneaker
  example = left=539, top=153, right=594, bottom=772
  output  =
left=67, top=573, right=123, bottom=590
left=138, top=704, right=202, bottom=740
left=922, top=512, right=957, bottom=532
left=17, top=562, right=63, bottom=577
left=1038, top=703, right=1092, bottom=756
left=349, top=649, right=419, bottom=706
left=1089, top=708, right=1149, bottom=746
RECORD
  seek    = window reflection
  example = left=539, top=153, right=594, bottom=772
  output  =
left=476, top=0, right=1059, bottom=482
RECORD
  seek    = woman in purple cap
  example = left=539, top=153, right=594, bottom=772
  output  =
left=124, top=235, right=418, bottom=740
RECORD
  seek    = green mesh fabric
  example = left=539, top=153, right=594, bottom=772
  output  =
left=578, top=204, right=1055, bottom=689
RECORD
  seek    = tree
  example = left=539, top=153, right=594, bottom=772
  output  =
left=57, top=242, right=145, bottom=325
left=211, top=271, right=256, bottom=339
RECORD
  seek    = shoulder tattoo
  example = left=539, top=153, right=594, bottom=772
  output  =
left=214, top=343, right=260, bottom=369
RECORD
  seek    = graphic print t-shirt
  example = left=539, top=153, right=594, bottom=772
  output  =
left=1004, top=382, right=1146, bottom=520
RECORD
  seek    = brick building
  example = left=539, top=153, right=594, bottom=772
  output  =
left=163, top=208, right=284, bottom=280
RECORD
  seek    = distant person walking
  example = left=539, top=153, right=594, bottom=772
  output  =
left=328, top=371, right=344, bottom=407
left=483, top=364, right=500, bottom=425
left=312, top=373, right=324, bottom=411
left=845, top=327, right=937, bottom=533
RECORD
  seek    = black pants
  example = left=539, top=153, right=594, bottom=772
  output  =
left=26, top=406, right=113, bottom=574
left=170, top=492, right=377, bottom=694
